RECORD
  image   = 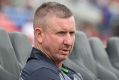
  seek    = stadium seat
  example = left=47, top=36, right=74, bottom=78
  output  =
left=107, top=37, right=119, bottom=70
left=0, top=66, right=17, bottom=80
left=1, top=27, right=119, bottom=80
left=9, top=32, right=32, bottom=68
left=89, top=37, right=119, bottom=79
left=70, top=32, right=97, bottom=74
left=70, top=31, right=118, bottom=80
left=0, top=28, right=20, bottom=80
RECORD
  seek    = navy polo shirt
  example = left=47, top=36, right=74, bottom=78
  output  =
left=20, top=48, right=83, bottom=80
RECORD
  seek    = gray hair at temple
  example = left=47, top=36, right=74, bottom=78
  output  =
left=33, top=2, right=73, bottom=29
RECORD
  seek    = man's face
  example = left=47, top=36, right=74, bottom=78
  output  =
left=41, top=16, right=76, bottom=62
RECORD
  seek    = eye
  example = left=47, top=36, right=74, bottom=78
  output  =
left=70, top=31, right=75, bottom=36
left=57, top=31, right=66, bottom=36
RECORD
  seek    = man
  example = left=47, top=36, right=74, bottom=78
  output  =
left=20, top=2, right=83, bottom=80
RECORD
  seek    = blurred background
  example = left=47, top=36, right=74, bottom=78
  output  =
left=0, top=0, right=119, bottom=46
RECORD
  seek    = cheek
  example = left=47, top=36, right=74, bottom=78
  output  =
left=42, top=36, right=51, bottom=46
left=43, top=35, right=64, bottom=49
left=51, top=38, right=63, bottom=52
left=42, top=35, right=57, bottom=47
left=47, top=35, right=63, bottom=44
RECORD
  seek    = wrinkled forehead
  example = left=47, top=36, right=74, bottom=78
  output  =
left=46, top=16, right=76, bottom=31
left=47, top=15, right=75, bottom=25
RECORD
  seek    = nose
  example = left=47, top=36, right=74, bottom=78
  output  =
left=63, top=33, right=75, bottom=46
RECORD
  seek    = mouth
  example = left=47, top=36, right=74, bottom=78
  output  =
left=60, top=49, right=70, bottom=55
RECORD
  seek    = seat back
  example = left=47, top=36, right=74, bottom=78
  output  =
left=70, top=31, right=97, bottom=75
left=89, top=37, right=111, bottom=67
left=107, top=37, right=119, bottom=69
left=89, top=37, right=119, bottom=79
left=70, top=31, right=119, bottom=80
left=9, top=32, right=32, bottom=68
left=0, top=28, right=20, bottom=80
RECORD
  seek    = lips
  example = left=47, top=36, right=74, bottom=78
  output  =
left=60, top=49, right=70, bottom=55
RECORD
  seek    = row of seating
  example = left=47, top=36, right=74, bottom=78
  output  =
left=0, top=28, right=119, bottom=80
left=0, top=28, right=32, bottom=80
left=68, top=32, right=119, bottom=80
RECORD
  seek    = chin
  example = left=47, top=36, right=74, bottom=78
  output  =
left=56, top=55, right=68, bottom=62
left=59, top=56, right=68, bottom=61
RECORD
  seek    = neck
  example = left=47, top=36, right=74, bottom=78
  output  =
left=56, top=62, right=63, bottom=68
left=41, top=48, right=63, bottom=68
left=34, top=43, right=63, bottom=68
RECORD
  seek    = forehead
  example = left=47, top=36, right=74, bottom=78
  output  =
left=47, top=16, right=76, bottom=31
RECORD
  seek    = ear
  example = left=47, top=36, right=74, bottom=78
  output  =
left=34, top=27, right=43, bottom=43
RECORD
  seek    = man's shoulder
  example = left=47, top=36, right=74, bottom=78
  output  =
left=23, top=59, right=44, bottom=73
left=23, top=59, right=58, bottom=74
left=20, top=59, right=60, bottom=80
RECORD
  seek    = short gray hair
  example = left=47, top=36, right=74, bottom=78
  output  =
left=33, top=2, right=73, bottom=29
